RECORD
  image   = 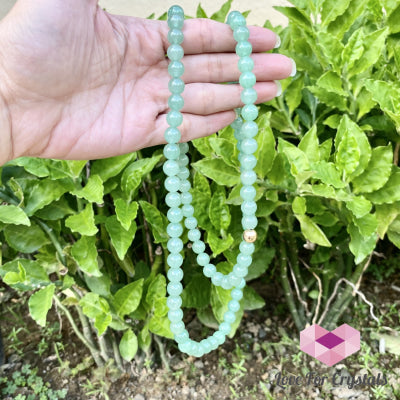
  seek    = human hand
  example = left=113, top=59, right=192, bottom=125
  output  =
left=0, top=0, right=295, bottom=165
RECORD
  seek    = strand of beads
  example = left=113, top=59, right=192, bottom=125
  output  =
left=164, top=5, right=259, bottom=357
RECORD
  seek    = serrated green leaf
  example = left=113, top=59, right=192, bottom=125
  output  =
left=8, top=157, right=50, bottom=177
left=307, top=86, right=347, bottom=111
left=65, top=203, right=98, bottom=236
left=335, top=128, right=360, bottom=180
left=121, top=154, right=162, bottom=195
left=317, top=71, right=347, bottom=97
left=292, top=197, right=306, bottom=215
left=24, top=178, right=74, bottom=216
left=327, top=1, right=364, bottom=38
left=353, top=213, right=378, bottom=237
left=181, top=274, right=211, bottom=308
left=105, top=215, right=137, bottom=260
left=254, top=113, right=276, bottom=179
left=316, top=31, right=344, bottom=72
left=346, top=196, right=372, bottom=219
left=341, top=28, right=364, bottom=71
left=274, top=6, right=312, bottom=31
left=285, top=75, right=305, bottom=114
left=210, top=0, right=233, bottom=21
left=71, top=235, right=102, bottom=277
left=145, top=274, right=166, bottom=306
left=91, top=153, right=136, bottom=182
left=0, top=205, right=30, bottom=226
left=4, top=221, right=49, bottom=253
left=388, top=4, right=400, bottom=33
left=114, top=199, right=138, bottom=231
left=352, top=146, right=393, bottom=194
left=139, top=200, right=169, bottom=244
left=71, top=175, right=104, bottom=204
left=349, top=28, right=389, bottom=77
left=192, top=135, right=214, bottom=157
left=196, top=3, right=208, bottom=18
left=148, top=314, right=174, bottom=339
left=321, top=0, right=351, bottom=26
left=85, top=274, right=111, bottom=297
left=209, top=137, right=238, bottom=168
left=245, top=247, right=275, bottom=281
left=192, top=158, right=240, bottom=186
left=138, top=323, right=152, bottom=351
left=311, top=161, right=345, bottom=188
left=207, top=230, right=234, bottom=256
left=115, top=279, right=144, bottom=317
left=28, top=284, right=55, bottom=327
left=299, top=125, right=319, bottom=163
left=209, top=186, right=230, bottom=231
left=119, top=329, right=138, bottom=362
left=295, top=214, right=331, bottom=246
left=193, top=171, right=211, bottom=196
left=388, top=217, right=400, bottom=248
left=242, top=285, right=265, bottom=310
left=79, top=293, right=112, bottom=335
left=348, top=223, right=377, bottom=264
left=35, top=198, right=74, bottom=220
left=365, top=168, right=400, bottom=205
left=375, top=203, right=400, bottom=238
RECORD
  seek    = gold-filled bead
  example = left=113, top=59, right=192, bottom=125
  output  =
left=243, top=229, right=257, bottom=243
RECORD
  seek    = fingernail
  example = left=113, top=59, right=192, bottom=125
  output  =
left=290, top=59, right=297, bottom=77
left=274, top=80, right=282, bottom=96
left=274, top=34, right=281, bottom=49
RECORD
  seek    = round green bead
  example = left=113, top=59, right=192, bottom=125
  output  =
left=163, top=143, right=180, bottom=160
left=166, top=192, right=181, bottom=207
left=223, top=310, right=236, bottom=324
left=168, top=94, right=184, bottom=111
left=197, top=252, right=210, bottom=266
left=239, top=71, right=256, bottom=88
left=168, top=28, right=184, bottom=45
left=219, top=322, right=231, bottom=335
left=240, top=121, right=258, bottom=137
left=200, top=339, right=212, bottom=354
left=163, top=159, right=180, bottom=176
left=227, top=11, right=242, bottom=26
left=239, top=241, right=255, bottom=255
left=180, top=179, right=191, bottom=192
left=241, top=88, right=257, bottom=104
left=167, top=237, right=183, bottom=253
left=166, top=110, right=183, bottom=127
left=237, top=253, right=252, bottom=267
left=169, top=78, right=185, bottom=94
left=203, top=263, right=216, bottom=278
left=167, top=282, right=183, bottom=297
left=168, top=14, right=184, bottom=30
left=178, top=341, right=192, bottom=352
left=239, top=154, right=257, bottom=170
left=211, top=272, right=223, bottom=285
left=164, top=176, right=180, bottom=192
left=241, top=104, right=258, bottom=121
left=168, top=5, right=184, bottom=17
left=238, top=278, right=246, bottom=289
left=242, top=215, right=258, bottom=230
left=233, top=264, right=248, bottom=278
left=168, top=308, right=184, bottom=322
left=167, top=207, right=183, bottom=223
left=231, top=288, right=243, bottom=301
left=167, top=268, right=184, bottom=282
left=228, top=273, right=242, bottom=287
left=208, top=336, right=219, bottom=350
left=221, top=276, right=232, bottom=290
left=184, top=216, right=197, bottom=230
left=229, top=14, right=246, bottom=30
left=236, top=41, right=252, bottom=57
left=170, top=320, right=185, bottom=335
left=233, top=26, right=250, bottom=41
left=240, top=185, right=256, bottom=201
left=168, top=60, right=184, bottom=78
left=192, top=240, right=206, bottom=254
left=167, top=296, right=182, bottom=310
left=164, top=127, right=181, bottom=143
left=182, top=204, right=194, bottom=217
left=228, top=300, right=240, bottom=312
left=238, top=56, right=254, bottom=73
left=177, top=168, right=190, bottom=180
left=240, top=170, right=257, bottom=185
left=167, top=253, right=183, bottom=268
left=188, top=228, right=201, bottom=242
left=241, top=138, right=258, bottom=154
left=179, top=142, right=189, bottom=153
left=167, top=222, right=183, bottom=237
left=167, top=44, right=184, bottom=61
left=174, top=329, right=189, bottom=343
left=177, top=154, right=189, bottom=167
left=181, top=192, right=192, bottom=204
left=241, top=200, right=257, bottom=215
left=213, top=331, right=226, bottom=345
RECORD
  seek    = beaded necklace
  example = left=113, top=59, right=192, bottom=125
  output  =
left=164, top=5, right=258, bottom=357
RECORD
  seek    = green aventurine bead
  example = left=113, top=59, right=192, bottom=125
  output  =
left=233, top=264, right=248, bottom=278
left=237, top=254, right=252, bottom=267
left=167, top=222, right=183, bottom=237
left=236, top=41, right=252, bottom=57
left=241, top=104, right=258, bottom=121
left=238, top=57, right=254, bottom=74
left=163, top=143, right=180, bottom=159
left=181, top=192, right=192, bottom=204
left=239, top=241, right=255, bottom=255
left=227, top=11, right=242, bottom=26
left=188, top=228, right=201, bottom=241
left=219, top=322, right=231, bottom=335
left=168, top=29, right=184, bottom=45
left=229, top=273, right=242, bottom=287
left=233, top=26, right=250, bottom=41
left=168, top=94, right=184, bottom=110
left=203, top=263, right=216, bottom=277
left=241, top=88, right=257, bottom=104
left=167, top=282, right=183, bottom=297
left=180, top=180, right=191, bottom=192
left=167, top=207, right=183, bottom=223
left=168, top=14, right=184, bottom=30
left=212, top=272, right=223, bottom=285
left=239, top=71, right=256, bottom=88
left=167, top=268, right=184, bottom=282
left=168, top=309, right=183, bottom=322
left=168, top=5, right=184, bottom=17
left=166, top=110, right=183, bottom=127
left=228, top=299, right=240, bottom=312
left=168, top=60, right=184, bottom=78
left=169, top=78, right=185, bottom=94
left=167, top=296, right=182, bottom=309
left=177, top=154, right=189, bottom=167
left=240, top=121, right=258, bottom=137
left=241, top=170, right=257, bottom=185
left=223, top=310, right=236, bottom=324
left=241, top=138, right=258, bottom=154
left=242, top=215, right=258, bottom=229
left=182, top=204, right=194, bottom=217
left=168, top=253, right=183, bottom=268
left=174, top=330, right=189, bottom=343
left=239, top=154, right=257, bottom=169
left=164, top=176, right=180, bottom=192
left=177, top=168, right=190, bottom=181
left=231, top=288, right=244, bottom=301
left=197, top=252, right=210, bottom=266
left=167, top=44, right=184, bottom=61
left=213, top=331, right=226, bottom=345
left=241, top=200, right=257, bottom=215
left=179, top=142, right=189, bottom=153
left=166, top=192, right=181, bottom=207
left=229, top=14, right=246, bottom=30
left=192, top=240, right=206, bottom=254
left=167, top=237, right=183, bottom=253
left=164, top=127, right=181, bottom=143
left=240, top=185, right=256, bottom=201
left=163, top=159, right=180, bottom=176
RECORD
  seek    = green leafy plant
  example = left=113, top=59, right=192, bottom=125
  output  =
left=0, top=0, right=399, bottom=372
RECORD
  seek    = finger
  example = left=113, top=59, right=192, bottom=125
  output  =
left=179, top=81, right=279, bottom=115
left=160, top=18, right=278, bottom=54
left=182, top=53, right=294, bottom=84
left=148, top=110, right=236, bottom=147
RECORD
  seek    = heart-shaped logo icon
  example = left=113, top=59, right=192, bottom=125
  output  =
left=300, top=324, right=360, bottom=366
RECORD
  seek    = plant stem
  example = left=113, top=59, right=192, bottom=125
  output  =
left=34, top=218, right=66, bottom=266
left=111, top=331, right=124, bottom=371
left=279, top=238, right=304, bottom=331
left=153, top=335, right=170, bottom=372
left=53, top=295, right=104, bottom=367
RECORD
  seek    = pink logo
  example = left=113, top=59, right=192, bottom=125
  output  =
left=300, top=324, right=360, bottom=366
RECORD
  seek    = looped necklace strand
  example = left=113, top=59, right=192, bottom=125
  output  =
left=164, top=5, right=259, bottom=357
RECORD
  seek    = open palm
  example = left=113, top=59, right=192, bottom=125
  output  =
left=0, top=0, right=293, bottom=162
